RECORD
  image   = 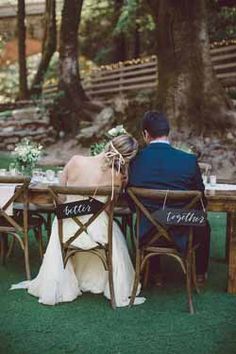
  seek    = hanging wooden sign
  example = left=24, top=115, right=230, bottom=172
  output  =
left=152, top=208, right=207, bottom=226
left=55, top=198, right=105, bottom=219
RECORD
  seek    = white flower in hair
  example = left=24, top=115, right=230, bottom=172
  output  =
left=107, top=125, right=127, bottom=137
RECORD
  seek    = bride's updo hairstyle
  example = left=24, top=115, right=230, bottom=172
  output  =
left=104, top=134, right=138, bottom=175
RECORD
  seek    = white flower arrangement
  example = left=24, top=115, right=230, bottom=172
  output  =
left=12, top=138, right=43, bottom=173
left=107, top=125, right=127, bottom=137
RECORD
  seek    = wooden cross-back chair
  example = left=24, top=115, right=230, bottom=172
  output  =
left=127, top=187, right=205, bottom=314
left=0, top=176, right=32, bottom=279
left=48, top=185, right=120, bottom=309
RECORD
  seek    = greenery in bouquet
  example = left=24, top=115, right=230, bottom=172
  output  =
left=90, top=125, right=128, bottom=156
left=173, top=142, right=194, bottom=154
left=90, top=140, right=107, bottom=156
left=12, top=138, right=43, bottom=174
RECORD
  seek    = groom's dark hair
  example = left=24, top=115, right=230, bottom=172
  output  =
left=142, top=111, right=170, bottom=138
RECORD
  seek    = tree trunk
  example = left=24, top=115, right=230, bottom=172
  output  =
left=133, top=22, right=140, bottom=58
left=147, top=0, right=234, bottom=134
left=59, top=0, right=87, bottom=102
left=51, top=0, right=103, bottom=136
left=113, top=0, right=126, bottom=62
left=17, top=0, right=28, bottom=100
left=55, top=0, right=89, bottom=134
left=30, top=0, right=57, bottom=96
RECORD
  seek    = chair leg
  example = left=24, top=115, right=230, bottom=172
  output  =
left=37, top=227, right=44, bottom=259
left=106, top=249, right=116, bottom=309
left=34, top=227, right=44, bottom=259
left=121, top=216, right=126, bottom=236
left=129, top=249, right=141, bottom=307
left=186, top=254, right=194, bottom=314
left=128, top=215, right=136, bottom=254
left=24, top=233, right=31, bottom=280
left=192, top=251, right=200, bottom=294
left=143, top=258, right=150, bottom=289
left=6, top=236, right=16, bottom=259
left=46, top=212, right=53, bottom=239
left=0, top=233, right=7, bottom=265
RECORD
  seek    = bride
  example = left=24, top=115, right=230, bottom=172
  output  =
left=11, top=134, right=145, bottom=307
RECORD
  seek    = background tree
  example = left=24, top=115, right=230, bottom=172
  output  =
left=80, top=0, right=122, bottom=64
left=80, top=0, right=155, bottom=64
left=59, top=0, right=87, bottom=102
left=17, top=0, right=28, bottom=99
left=30, top=0, right=57, bottom=96
left=114, top=0, right=155, bottom=59
left=52, top=0, right=87, bottom=134
left=52, top=0, right=103, bottom=135
left=113, top=0, right=126, bottom=61
left=207, top=0, right=236, bottom=41
left=146, top=0, right=235, bottom=134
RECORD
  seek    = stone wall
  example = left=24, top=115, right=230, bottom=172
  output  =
left=0, top=106, right=56, bottom=151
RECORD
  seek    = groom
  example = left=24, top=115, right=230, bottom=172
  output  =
left=128, top=111, right=210, bottom=284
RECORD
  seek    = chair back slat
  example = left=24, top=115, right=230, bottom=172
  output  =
left=48, top=185, right=119, bottom=309
left=49, top=185, right=116, bottom=196
left=127, top=189, right=171, bottom=241
left=64, top=199, right=112, bottom=248
left=129, top=187, right=202, bottom=201
left=127, top=187, right=204, bottom=243
left=0, top=176, right=31, bottom=279
left=48, top=185, right=120, bottom=248
left=0, top=176, right=30, bottom=231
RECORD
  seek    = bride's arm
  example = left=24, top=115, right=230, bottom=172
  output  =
left=59, top=155, right=76, bottom=186
left=58, top=158, right=72, bottom=202
left=59, top=165, right=68, bottom=186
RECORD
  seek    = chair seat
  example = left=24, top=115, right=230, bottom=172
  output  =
left=66, top=244, right=104, bottom=251
left=144, top=246, right=182, bottom=255
left=14, top=203, right=54, bottom=239
left=0, top=214, right=43, bottom=231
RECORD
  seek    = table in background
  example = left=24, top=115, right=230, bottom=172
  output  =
left=206, top=189, right=236, bottom=293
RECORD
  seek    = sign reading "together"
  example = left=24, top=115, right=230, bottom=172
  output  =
left=55, top=198, right=104, bottom=219
left=152, top=208, right=207, bottom=226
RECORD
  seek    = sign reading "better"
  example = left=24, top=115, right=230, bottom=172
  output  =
left=55, top=198, right=104, bottom=219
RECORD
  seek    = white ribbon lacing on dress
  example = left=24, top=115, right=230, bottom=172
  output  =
left=104, top=142, right=125, bottom=200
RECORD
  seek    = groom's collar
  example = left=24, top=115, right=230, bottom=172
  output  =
left=150, top=139, right=170, bottom=145
left=146, top=141, right=172, bottom=149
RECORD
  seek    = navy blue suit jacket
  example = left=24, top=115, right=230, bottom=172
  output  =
left=128, top=142, right=206, bottom=249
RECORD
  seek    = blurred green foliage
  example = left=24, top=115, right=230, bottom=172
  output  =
left=0, top=0, right=235, bottom=103
left=207, top=0, right=236, bottom=40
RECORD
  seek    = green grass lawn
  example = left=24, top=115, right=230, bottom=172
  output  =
left=0, top=153, right=236, bottom=354
left=0, top=152, right=15, bottom=169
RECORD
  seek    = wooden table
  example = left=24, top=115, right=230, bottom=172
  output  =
left=206, top=189, right=236, bottom=293
left=27, top=184, right=236, bottom=294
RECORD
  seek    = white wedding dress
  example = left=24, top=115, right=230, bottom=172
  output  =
left=11, top=196, right=145, bottom=307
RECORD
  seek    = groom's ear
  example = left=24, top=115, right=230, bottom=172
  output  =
left=142, top=130, right=149, bottom=143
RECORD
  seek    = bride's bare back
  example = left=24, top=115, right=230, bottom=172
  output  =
left=60, top=153, right=123, bottom=188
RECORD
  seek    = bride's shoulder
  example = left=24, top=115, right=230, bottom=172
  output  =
left=68, top=154, right=89, bottom=165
